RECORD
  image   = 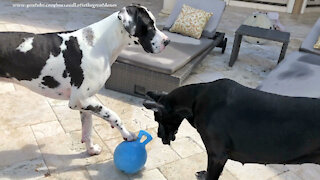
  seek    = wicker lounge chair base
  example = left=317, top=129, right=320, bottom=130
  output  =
left=105, top=32, right=226, bottom=97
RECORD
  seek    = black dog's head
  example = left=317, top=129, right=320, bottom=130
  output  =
left=143, top=91, right=186, bottom=145
left=118, top=5, right=170, bottom=53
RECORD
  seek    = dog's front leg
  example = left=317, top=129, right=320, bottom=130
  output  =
left=70, top=97, right=137, bottom=144
left=196, top=153, right=227, bottom=180
left=80, top=111, right=101, bottom=155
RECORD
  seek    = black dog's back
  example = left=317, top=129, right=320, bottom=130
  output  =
left=191, top=79, right=320, bottom=164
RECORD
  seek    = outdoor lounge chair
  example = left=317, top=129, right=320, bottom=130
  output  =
left=105, top=0, right=227, bottom=97
left=258, top=18, right=320, bottom=98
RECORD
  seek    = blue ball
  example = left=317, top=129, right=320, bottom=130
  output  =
left=114, top=130, right=153, bottom=174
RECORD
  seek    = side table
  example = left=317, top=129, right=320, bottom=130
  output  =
left=229, top=25, right=290, bottom=67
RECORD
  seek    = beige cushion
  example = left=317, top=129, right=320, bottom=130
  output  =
left=169, top=4, right=212, bottom=39
left=164, top=0, right=226, bottom=38
left=314, top=36, right=320, bottom=49
left=117, top=31, right=214, bottom=74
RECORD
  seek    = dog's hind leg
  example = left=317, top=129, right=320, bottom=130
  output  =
left=80, top=111, right=101, bottom=155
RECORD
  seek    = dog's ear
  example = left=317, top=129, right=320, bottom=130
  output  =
left=143, top=100, right=164, bottom=112
left=146, top=91, right=167, bottom=102
left=118, top=7, right=137, bottom=36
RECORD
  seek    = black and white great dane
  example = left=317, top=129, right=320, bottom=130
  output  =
left=0, top=5, right=169, bottom=155
left=143, top=79, right=320, bottom=180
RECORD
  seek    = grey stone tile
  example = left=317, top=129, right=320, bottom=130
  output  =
left=286, top=164, right=320, bottom=180
left=225, top=160, right=288, bottom=180
left=129, top=168, right=167, bottom=180
left=86, top=160, right=129, bottom=180
left=0, top=158, right=48, bottom=180
left=0, top=126, right=41, bottom=168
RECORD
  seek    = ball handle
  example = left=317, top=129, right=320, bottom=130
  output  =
left=138, top=130, right=153, bottom=146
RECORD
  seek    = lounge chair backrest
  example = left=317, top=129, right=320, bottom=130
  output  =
left=300, top=18, right=320, bottom=56
left=163, top=0, right=226, bottom=38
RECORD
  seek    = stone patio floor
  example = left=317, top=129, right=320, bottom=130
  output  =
left=0, top=0, right=319, bottom=179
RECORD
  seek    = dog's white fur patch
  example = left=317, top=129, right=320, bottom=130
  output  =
left=16, top=37, right=34, bottom=53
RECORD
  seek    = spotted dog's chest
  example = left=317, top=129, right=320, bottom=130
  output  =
left=0, top=31, right=110, bottom=100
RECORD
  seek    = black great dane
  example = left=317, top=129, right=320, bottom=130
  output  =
left=143, top=78, right=320, bottom=180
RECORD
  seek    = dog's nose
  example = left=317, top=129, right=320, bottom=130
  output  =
left=163, top=39, right=170, bottom=46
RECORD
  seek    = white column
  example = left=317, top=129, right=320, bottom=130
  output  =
left=159, top=0, right=177, bottom=16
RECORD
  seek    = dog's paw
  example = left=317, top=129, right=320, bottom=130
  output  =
left=123, top=131, right=137, bottom=141
left=88, top=144, right=102, bottom=156
left=196, top=171, right=207, bottom=180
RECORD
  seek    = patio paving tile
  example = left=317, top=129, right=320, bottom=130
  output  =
left=20, top=24, right=39, bottom=33
left=52, top=105, right=107, bottom=133
left=5, top=23, right=23, bottom=31
left=0, top=88, right=57, bottom=129
left=0, top=126, right=41, bottom=168
left=269, top=171, right=303, bottom=180
left=225, top=160, right=288, bottom=180
left=0, top=24, right=7, bottom=32
left=144, top=131, right=181, bottom=170
left=175, top=120, right=206, bottom=150
left=31, top=121, right=112, bottom=172
left=39, top=167, right=91, bottom=180
left=0, top=81, right=15, bottom=94
left=286, top=164, right=320, bottom=180
left=170, top=137, right=204, bottom=158
left=160, top=152, right=237, bottom=180
left=129, top=168, right=167, bottom=180
left=0, top=158, right=48, bottom=180
left=159, top=152, right=203, bottom=180
left=86, top=160, right=129, bottom=180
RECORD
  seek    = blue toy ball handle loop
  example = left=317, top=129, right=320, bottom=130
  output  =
left=138, top=130, right=153, bottom=146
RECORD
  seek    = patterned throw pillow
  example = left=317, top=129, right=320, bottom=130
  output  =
left=169, top=4, right=213, bottom=39
left=314, top=36, right=320, bottom=49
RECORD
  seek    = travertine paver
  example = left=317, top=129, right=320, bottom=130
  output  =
left=0, top=126, right=41, bottom=168
left=51, top=99, right=106, bottom=133
left=129, top=169, right=167, bottom=180
left=0, top=158, right=48, bottom=180
left=286, top=164, right=320, bottom=180
left=86, top=160, right=129, bottom=180
left=269, top=171, right=303, bottom=180
left=170, top=137, right=204, bottom=158
left=39, top=167, right=91, bottom=180
left=159, top=152, right=237, bottom=180
left=31, top=121, right=112, bottom=173
left=0, top=82, right=15, bottom=94
left=0, top=87, right=57, bottom=129
left=225, top=160, right=289, bottom=180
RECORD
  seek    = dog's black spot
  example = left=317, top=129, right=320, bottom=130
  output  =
left=62, top=36, right=84, bottom=88
left=85, top=105, right=102, bottom=114
left=0, top=32, right=63, bottom=81
left=41, top=76, right=60, bottom=88
left=128, top=43, right=131, bottom=45
left=41, top=87, right=45, bottom=89
left=134, top=41, right=139, bottom=45
left=58, top=93, right=62, bottom=96
left=87, top=88, right=90, bottom=91
left=104, top=114, right=110, bottom=118
left=62, top=69, right=68, bottom=78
